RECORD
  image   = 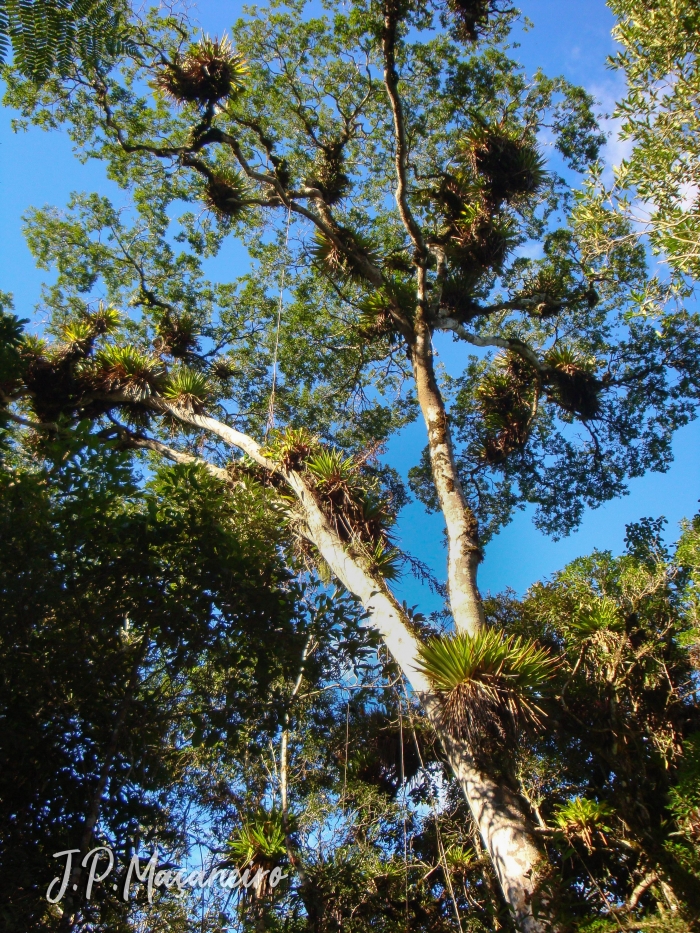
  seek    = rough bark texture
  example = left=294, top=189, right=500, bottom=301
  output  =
left=410, top=323, right=484, bottom=635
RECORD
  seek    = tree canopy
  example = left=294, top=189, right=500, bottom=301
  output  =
left=0, top=0, right=134, bottom=85
left=606, top=0, right=700, bottom=281
left=1, top=0, right=700, bottom=930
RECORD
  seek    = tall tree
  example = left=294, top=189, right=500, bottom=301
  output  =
left=3, top=1, right=700, bottom=928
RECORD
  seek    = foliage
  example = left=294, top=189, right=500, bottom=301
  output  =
left=486, top=515, right=700, bottom=924
left=155, top=34, right=247, bottom=107
left=0, top=0, right=135, bottom=84
left=0, top=426, right=314, bottom=931
left=162, top=365, right=212, bottom=411
left=417, top=629, right=557, bottom=751
left=2, top=0, right=700, bottom=928
left=607, top=0, right=700, bottom=279
left=2, top=0, right=693, bottom=539
left=552, top=797, right=613, bottom=854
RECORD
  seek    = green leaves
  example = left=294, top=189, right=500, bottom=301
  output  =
left=310, top=229, right=381, bottom=283
left=227, top=809, right=288, bottom=871
left=0, top=0, right=136, bottom=84
left=417, top=628, right=557, bottom=747
left=476, top=352, right=538, bottom=464
left=553, top=797, right=613, bottom=853
left=606, top=0, right=700, bottom=279
left=264, top=426, right=320, bottom=471
left=162, top=365, right=212, bottom=412
left=0, top=439, right=300, bottom=929
left=543, top=345, right=601, bottom=420
left=94, top=343, right=164, bottom=398
left=306, top=447, right=360, bottom=490
left=0, top=297, right=27, bottom=397
left=203, top=170, right=250, bottom=219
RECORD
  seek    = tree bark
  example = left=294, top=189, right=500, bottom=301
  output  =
left=409, top=321, right=484, bottom=635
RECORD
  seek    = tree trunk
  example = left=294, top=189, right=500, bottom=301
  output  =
left=409, top=321, right=484, bottom=635
left=286, top=471, right=552, bottom=932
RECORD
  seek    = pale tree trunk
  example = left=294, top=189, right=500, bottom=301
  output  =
left=139, top=402, right=554, bottom=932
left=285, top=469, right=550, bottom=933
left=409, top=319, right=484, bottom=635
left=407, top=321, right=554, bottom=929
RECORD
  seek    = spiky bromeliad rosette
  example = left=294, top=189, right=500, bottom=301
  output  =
left=416, top=629, right=558, bottom=749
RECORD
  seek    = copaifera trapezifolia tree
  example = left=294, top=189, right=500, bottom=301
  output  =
left=3, top=0, right=700, bottom=928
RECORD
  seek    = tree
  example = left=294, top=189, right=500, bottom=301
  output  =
left=3, top=0, right=700, bottom=928
left=487, top=515, right=700, bottom=926
left=0, top=382, right=335, bottom=931
left=582, top=0, right=700, bottom=280
left=1, top=382, right=502, bottom=933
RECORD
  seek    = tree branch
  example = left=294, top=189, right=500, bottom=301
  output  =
left=1, top=410, right=59, bottom=432
left=382, top=11, right=426, bottom=257
left=440, top=318, right=547, bottom=373
left=623, top=872, right=659, bottom=913
left=116, top=430, right=231, bottom=482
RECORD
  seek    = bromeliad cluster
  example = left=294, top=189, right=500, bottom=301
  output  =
left=156, top=36, right=252, bottom=221
left=226, top=809, right=289, bottom=899
left=155, top=35, right=247, bottom=107
left=1, top=304, right=213, bottom=425
left=475, top=348, right=603, bottom=464
left=417, top=628, right=558, bottom=752
left=264, top=428, right=401, bottom=581
left=427, top=123, right=547, bottom=309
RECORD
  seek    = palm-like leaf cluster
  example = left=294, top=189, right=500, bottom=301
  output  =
left=311, top=228, right=381, bottom=283
left=93, top=344, right=164, bottom=399
left=476, top=352, right=538, bottom=463
left=227, top=809, right=288, bottom=897
left=87, top=302, right=120, bottom=335
left=429, top=123, right=543, bottom=282
left=443, top=842, right=477, bottom=875
left=156, top=35, right=246, bottom=107
left=304, top=142, right=350, bottom=205
left=203, top=170, right=249, bottom=219
left=305, top=449, right=398, bottom=577
left=417, top=628, right=557, bottom=748
left=155, top=312, right=199, bottom=358
left=264, top=426, right=321, bottom=471
left=356, top=280, right=414, bottom=343
left=264, top=434, right=399, bottom=580
left=544, top=345, right=601, bottom=420
left=446, top=0, right=513, bottom=42
left=553, top=797, right=613, bottom=853
left=162, top=366, right=212, bottom=411
left=464, top=125, right=547, bottom=206
left=61, top=320, right=94, bottom=349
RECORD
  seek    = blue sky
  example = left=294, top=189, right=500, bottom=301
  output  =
left=1, top=0, right=698, bottom=611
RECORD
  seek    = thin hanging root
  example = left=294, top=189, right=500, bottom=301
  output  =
left=265, top=206, right=292, bottom=441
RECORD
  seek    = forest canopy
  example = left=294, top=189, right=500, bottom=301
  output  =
left=1, top=0, right=699, bottom=931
